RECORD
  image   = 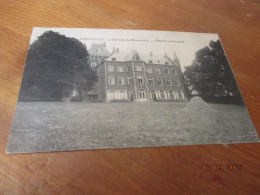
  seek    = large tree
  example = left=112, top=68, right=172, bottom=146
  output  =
left=19, top=31, right=97, bottom=101
left=183, top=40, right=241, bottom=101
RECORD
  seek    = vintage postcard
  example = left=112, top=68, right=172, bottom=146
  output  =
left=7, top=28, right=259, bottom=153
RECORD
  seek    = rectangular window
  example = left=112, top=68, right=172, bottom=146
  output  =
left=174, top=79, right=179, bottom=85
left=136, top=65, right=142, bottom=71
left=173, top=69, right=177, bottom=75
left=92, top=82, right=96, bottom=88
left=160, top=91, right=164, bottom=99
left=117, top=66, right=124, bottom=72
left=90, top=61, right=96, bottom=67
left=127, top=76, right=132, bottom=85
left=108, top=65, right=114, bottom=72
left=107, top=90, right=114, bottom=100
left=165, top=61, right=169, bottom=65
left=178, top=91, right=183, bottom=99
left=150, top=91, right=155, bottom=100
left=115, top=90, right=119, bottom=99
left=169, top=91, right=174, bottom=99
left=166, top=79, right=172, bottom=86
left=158, top=78, right=163, bottom=86
left=137, top=76, right=144, bottom=84
left=139, top=89, right=145, bottom=99
left=126, top=65, right=131, bottom=72
left=147, top=68, right=152, bottom=73
left=108, top=76, right=115, bottom=85
left=155, top=69, right=161, bottom=74
left=118, top=77, right=124, bottom=85
left=148, top=79, right=154, bottom=86
left=148, top=60, right=153, bottom=64
left=165, top=69, right=169, bottom=74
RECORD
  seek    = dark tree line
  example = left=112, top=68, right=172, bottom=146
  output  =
left=183, top=40, right=243, bottom=104
left=19, top=31, right=97, bottom=102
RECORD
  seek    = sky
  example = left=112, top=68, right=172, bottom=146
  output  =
left=30, top=27, right=219, bottom=71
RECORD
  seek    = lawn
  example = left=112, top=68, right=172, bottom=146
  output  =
left=7, top=101, right=259, bottom=153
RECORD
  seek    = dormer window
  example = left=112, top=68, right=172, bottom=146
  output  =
left=112, top=58, right=116, bottom=61
left=165, top=61, right=169, bottom=65
left=149, top=60, right=153, bottom=64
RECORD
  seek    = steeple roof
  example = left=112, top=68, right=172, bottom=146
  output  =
left=88, top=43, right=111, bottom=57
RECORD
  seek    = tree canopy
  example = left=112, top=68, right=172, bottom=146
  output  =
left=183, top=40, right=242, bottom=103
left=19, top=31, right=97, bottom=101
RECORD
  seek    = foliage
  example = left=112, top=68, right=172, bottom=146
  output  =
left=183, top=40, right=241, bottom=101
left=19, top=31, right=97, bottom=101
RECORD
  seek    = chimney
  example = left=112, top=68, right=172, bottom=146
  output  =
left=116, top=48, right=119, bottom=53
left=104, top=42, right=106, bottom=48
left=164, top=53, right=167, bottom=57
left=150, top=52, right=153, bottom=56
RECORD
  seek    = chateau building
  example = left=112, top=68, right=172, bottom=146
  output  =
left=86, top=44, right=186, bottom=102
left=85, top=43, right=111, bottom=100
left=87, top=43, right=111, bottom=68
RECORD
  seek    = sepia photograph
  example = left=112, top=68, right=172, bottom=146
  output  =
left=7, top=28, right=259, bottom=153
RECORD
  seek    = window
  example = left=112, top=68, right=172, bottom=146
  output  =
left=150, top=91, right=155, bottom=100
left=108, top=65, right=114, bottom=72
left=165, top=61, right=169, bottom=65
left=136, top=65, right=142, bottom=71
left=108, top=76, right=115, bottom=85
left=160, top=91, right=164, bottom=99
left=169, top=91, right=174, bottom=99
left=126, top=65, right=131, bottom=72
left=148, top=60, right=153, bottom=64
left=114, top=90, right=127, bottom=100
left=147, top=68, right=152, bottom=73
left=137, top=76, right=144, bottom=85
left=173, top=69, right=177, bottom=75
left=118, top=77, right=124, bottom=85
left=174, top=79, right=179, bottom=85
left=127, top=76, right=132, bottom=85
left=90, top=61, right=96, bottom=67
left=165, top=69, right=169, bottom=74
left=137, top=76, right=144, bottom=84
left=157, top=78, right=163, bottom=86
left=155, top=69, right=161, bottom=74
left=114, top=90, right=120, bottom=99
left=112, top=57, right=116, bottom=61
left=148, top=79, right=154, bottom=86
left=107, top=90, right=115, bottom=100
left=178, top=91, right=183, bottom=99
left=166, top=79, right=172, bottom=86
left=139, top=89, right=145, bottom=99
left=117, top=66, right=124, bottom=72
left=92, top=82, right=96, bottom=88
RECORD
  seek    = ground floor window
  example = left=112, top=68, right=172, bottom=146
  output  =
left=150, top=91, right=155, bottom=100
left=169, top=91, right=174, bottom=99
left=178, top=91, right=183, bottom=99
left=160, top=91, right=164, bottom=99
left=149, top=90, right=184, bottom=100
left=139, top=89, right=145, bottom=99
left=107, top=90, right=127, bottom=100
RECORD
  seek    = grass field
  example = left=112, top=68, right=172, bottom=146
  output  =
left=7, top=102, right=259, bottom=153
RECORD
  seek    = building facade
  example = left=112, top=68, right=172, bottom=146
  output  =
left=93, top=47, right=186, bottom=102
left=84, top=43, right=111, bottom=100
